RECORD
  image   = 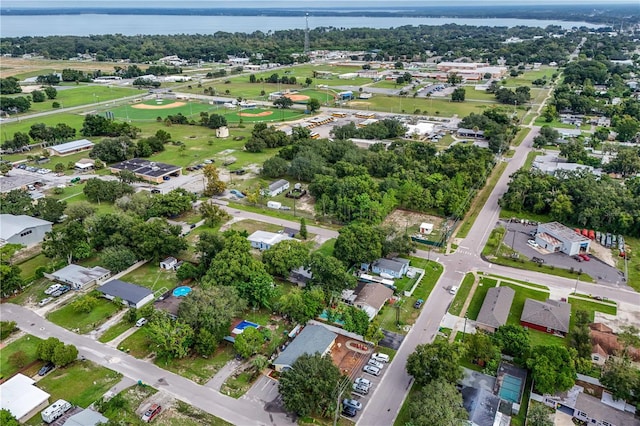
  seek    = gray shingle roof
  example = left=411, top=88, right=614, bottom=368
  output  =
left=520, top=298, right=571, bottom=333
left=476, top=287, right=515, bottom=329
left=99, top=279, right=152, bottom=305
left=273, top=325, right=336, bottom=370
left=373, top=258, right=405, bottom=274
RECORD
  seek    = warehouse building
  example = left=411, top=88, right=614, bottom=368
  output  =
left=535, top=222, right=590, bottom=256
left=109, top=158, right=182, bottom=183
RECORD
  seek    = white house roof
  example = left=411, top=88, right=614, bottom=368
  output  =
left=49, top=264, right=110, bottom=287
left=268, top=179, right=289, bottom=192
left=247, top=231, right=293, bottom=246
left=0, top=214, right=53, bottom=241
left=64, top=409, right=109, bottom=426
left=0, top=374, right=50, bottom=421
left=49, top=139, right=94, bottom=154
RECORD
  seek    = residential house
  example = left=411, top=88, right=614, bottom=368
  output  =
left=589, top=323, right=640, bottom=363
left=261, top=179, right=290, bottom=197
left=476, top=287, right=515, bottom=333
left=98, top=280, right=154, bottom=309
left=0, top=374, right=50, bottom=423
left=247, top=231, right=294, bottom=251
left=273, top=325, right=337, bottom=372
left=45, top=264, right=111, bottom=290
left=0, top=214, right=53, bottom=246
left=520, top=298, right=571, bottom=337
left=352, top=282, right=394, bottom=320
left=591, top=344, right=608, bottom=366
left=369, top=258, right=409, bottom=279
left=160, top=257, right=178, bottom=270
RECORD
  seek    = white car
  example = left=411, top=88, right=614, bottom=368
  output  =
left=136, top=318, right=148, bottom=327
left=367, top=358, right=384, bottom=369
left=354, top=377, right=372, bottom=389
left=38, top=297, right=53, bottom=306
left=449, top=286, right=459, bottom=295
left=363, top=365, right=380, bottom=376
left=44, top=284, right=62, bottom=295
left=527, top=239, right=540, bottom=248
left=370, top=352, right=389, bottom=363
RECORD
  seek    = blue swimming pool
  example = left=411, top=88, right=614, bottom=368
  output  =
left=498, top=374, right=523, bottom=404
left=173, top=286, right=192, bottom=297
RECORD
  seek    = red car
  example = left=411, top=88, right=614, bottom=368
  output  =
left=579, top=253, right=590, bottom=261
left=141, top=404, right=161, bottom=423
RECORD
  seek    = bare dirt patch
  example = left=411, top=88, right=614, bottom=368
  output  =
left=283, top=94, right=310, bottom=102
left=349, top=101, right=372, bottom=107
left=382, top=209, right=444, bottom=234
left=131, top=102, right=186, bottom=110
left=238, top=111, right=274, bottom=117
left=589, top=242, right=616, bottom=267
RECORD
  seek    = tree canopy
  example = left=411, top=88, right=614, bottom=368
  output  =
left=407, top=379, right=468, bottom=426
left=527, top=345, right=577, bottom=395
left=406, top=340, right=463, bottom=386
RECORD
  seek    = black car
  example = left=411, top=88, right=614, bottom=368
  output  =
left=59, top=285, right=70, bottom=294
left=38, top=362, right=54, bottom=376
left=342, top=406, right=357, bottom=418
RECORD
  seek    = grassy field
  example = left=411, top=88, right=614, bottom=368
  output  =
left=465, top=277, right=497, bottom=320
left=512, top=127, right=531, bottom=147
left=15, top=85, right=140, bottom=114
left=568, top=296, right=617, bottom=329
left=36, top=361, right=122, bottom=408
left=0, top=334, right=43, bottom=379
left=316, top=239, right=336, bottom=256
left=455, top=161, right=507, bottom=239
left=98, top=320, right=134, bottom=343
left=118, top=327, right=153, bottom=358
left=156, top=345, right=235, bottom=385
left=47, top=298, right=122, bottom=334
left=500, top=67, right=558, bottom=86
left=0, top=113, right=85, bottom=144
left=229, top=219, right=284, bottom=235
left=17, top=253, right=52, bottom=280
left=378, top=258, right=443, bottom=333
left=617, top=235, right=639, bottom=292
left=448, top=273, right=475, bottom=316
left=120, top=263, right=179, bottom=293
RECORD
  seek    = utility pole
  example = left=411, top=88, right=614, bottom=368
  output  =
left=333, top=376, right=351, bottom=426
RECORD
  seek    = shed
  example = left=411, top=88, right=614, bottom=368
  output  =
left=98, top=279, right=154, bottom=309
left=45, top=264, right=111, bottom=290
left=273, top=325, right=336, bottom=372
left=160, top=257, right=178, bottom=270
left=216, top=126, right=229, bottom=138
left=0, top=374, right=50, bottom=423
left=419, top=222, right=434, bottom=235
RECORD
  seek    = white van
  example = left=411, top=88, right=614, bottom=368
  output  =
left=371, top=353, right=389, bottom=363
left=136, top=318, right=148, bottom=327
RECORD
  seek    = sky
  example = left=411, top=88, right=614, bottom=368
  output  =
left=3, top=0, right=639, bottom=6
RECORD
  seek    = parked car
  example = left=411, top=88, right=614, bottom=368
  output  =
left=363, top=365, right=380, bottom=376
left=573, top=255, right=583, bottom=262
left=531, top=257, right=545, bottom=264
left=354, top=377, right=372, bottom=389
left=44, top=284, right=62, bottom=295
left=38, top=297, right=53, bottom=306
left=367, top=358, right=384, bottom=369
left=342, top=406, right=357, bottom=418
left=370, top=353, right=389, bottom=363
left=141, top=404, right=162, bottom=422
left=58, top=285, right=70, bottom=294
left=38, top=362, right=54, bottom=376
left=352, top=383, right=369, bottom=395
left=51, top=289, right=63, bottom=298
left=527, top=239, right=539, bottom=248
left=136, top=318, right=148, bottom=327
left=162, top=176, right=170, bottom=181
left=413, top=299, right=424, bottom=309
left=449, top=286, right=459, bottom=295
left=579, top=253, right=590, bottom=261
left=343, top=399, right=363, bottom=411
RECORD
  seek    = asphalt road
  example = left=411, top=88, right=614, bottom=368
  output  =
left=0, top=303, right=292, bottom=426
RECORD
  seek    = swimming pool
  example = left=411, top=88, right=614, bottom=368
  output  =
left=173, top=286, right=192, bottom=297
left=231, top=320, right=260, bottom=335
left=498, top=374, right=523, bottom=404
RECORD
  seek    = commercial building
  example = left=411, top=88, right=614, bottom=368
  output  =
left=109, top=158, right=182, bottom=184
left=45, top=264, right=111, bottom=290
left=47, top=139, right=95, bottom=156
left=98, top=279, right=154, bottom=309
left=273, top=325, right=337, bottom=372
left=0, top=374, right=50, bottom=423
left=0, top=214, right=53, bottom=246
left=535, top=222, right=590, bottom=256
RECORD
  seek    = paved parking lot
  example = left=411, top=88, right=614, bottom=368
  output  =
left=498, top=220, right=626, bottom=286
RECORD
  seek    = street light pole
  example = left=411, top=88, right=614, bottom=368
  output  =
left=573, top=271, right=582, bottom=295
left=462, top=314, right=468, bottom=342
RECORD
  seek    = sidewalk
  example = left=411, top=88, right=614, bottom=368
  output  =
left=105, top=326, right=138, bottom=348
left=204, top=358, right=242, bottom=391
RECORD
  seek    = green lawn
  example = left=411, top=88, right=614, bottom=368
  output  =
left=155, top=345, right=235, bottom=385
left=512, top=127, right=531, bottom=147
left=617, top=235, right=640, bottom=292
left=6, top=278, right=53, bottom=306
left=0, top=113, right=85, bottom=145
left=47, top=298, right=122, bottom=334
left=522, top=150, right=542, bottom=170
left=229, top=219, right=283, bottom=235
left=117, top=328, right=153, bottom=358
left=379, top=259, right=443, bottom=333
left=394, top=382, right=423, bottom=426
left=316, top=239, right=335, bottom=256
left=485, top=275, right=549, bottom=291
left=568, top=296, right=617, bottom=330
left=18, top=254, right=53, bottom=281
left=220, top=370, right=254, bottom=398
left=0, top=334, right=43, bottom=379
left=98, top=320, right=134, bottom=343
left=120, top=263, right=179, bottom=293
left=36, top=361, right=122, bottom=408
left=448, top=273, right=475, bottom=316
left=17, top=85, right=139, bottom=114
left=465, top=277, right=497, bottom=320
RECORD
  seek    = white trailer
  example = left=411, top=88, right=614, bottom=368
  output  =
left=41, top=399, right=72, bottom=423
left=267, top=201, right=282, bottom=209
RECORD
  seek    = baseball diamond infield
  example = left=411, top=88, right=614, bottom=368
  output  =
left=131, top=101, right=186, bottom=110
left=283, top=93, right=311, bottom=102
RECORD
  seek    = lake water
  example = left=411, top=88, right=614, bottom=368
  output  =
left=0, top=14, right=603, bottom=37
